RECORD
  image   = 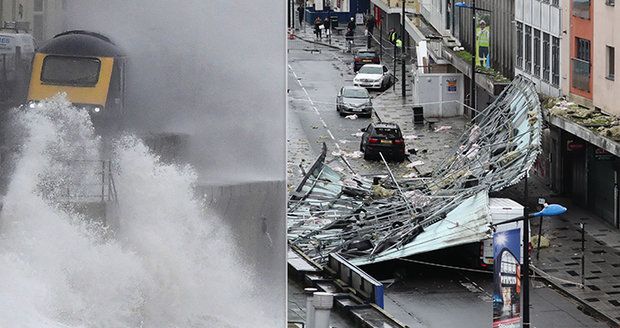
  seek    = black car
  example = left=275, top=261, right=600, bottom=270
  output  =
left=353, top=49, right=380, bottom=72
left=359, top=122, right=406, bottom=161
left=336, top=86, right=373, bottom=117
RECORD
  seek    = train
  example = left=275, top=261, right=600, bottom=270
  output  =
left=27, top=30, right=126, bottom=130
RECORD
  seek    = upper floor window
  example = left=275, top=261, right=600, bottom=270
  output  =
left=573, top=0, right=590, bottom=19
left=576, top=37, right=591, bottom=62
left=607, top=46, right=615, bottom=80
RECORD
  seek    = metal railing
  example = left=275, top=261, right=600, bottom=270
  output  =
left=43, top=159, right=118, bottom=203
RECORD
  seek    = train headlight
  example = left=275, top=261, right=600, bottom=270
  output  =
left=29, top=103, right=36, bottom=109
left=93, top=107, right=101, bottom=113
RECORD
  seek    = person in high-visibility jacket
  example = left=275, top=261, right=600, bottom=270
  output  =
left=388, top=28, right=397, bottom=44
left=476, top=20, right=490, bottom=67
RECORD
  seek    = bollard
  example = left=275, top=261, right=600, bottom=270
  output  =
left=304, top=287, right=318, bottom=328
left=312, top=292, right=334, bottom=328
left=580, top=221, right=586, bottom=289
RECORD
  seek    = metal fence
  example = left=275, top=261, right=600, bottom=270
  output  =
left=43, top=159, right=118, bottom=203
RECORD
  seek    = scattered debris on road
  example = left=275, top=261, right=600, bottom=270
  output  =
left=288, top=76, right=543, bottom=265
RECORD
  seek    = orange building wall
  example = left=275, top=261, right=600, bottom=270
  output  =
left=570, top=1, right=594, bottom=100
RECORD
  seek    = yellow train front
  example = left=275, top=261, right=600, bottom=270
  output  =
left=27, top=30, right=126, bottom=130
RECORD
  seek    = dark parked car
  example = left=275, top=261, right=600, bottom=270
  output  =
left=353, top=49, right=380, bottom=72
left=359, top=122, right=406, bottom=161
left=336, top=86, right=373, bottom=117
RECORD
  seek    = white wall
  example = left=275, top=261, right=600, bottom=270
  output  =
left=420, top=0, right=449, bottom=35
left=593, top=0, right=620, bottom=116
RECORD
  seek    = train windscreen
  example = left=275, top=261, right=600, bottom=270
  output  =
left=41, top=55, right=101, bottom=86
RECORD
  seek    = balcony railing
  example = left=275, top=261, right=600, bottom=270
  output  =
left=572, top=58, right=591, bottom=92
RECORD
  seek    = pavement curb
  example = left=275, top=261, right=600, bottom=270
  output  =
left=293, top=35, right=344, bottom=51
left=531, top=265, right=620, bottom=327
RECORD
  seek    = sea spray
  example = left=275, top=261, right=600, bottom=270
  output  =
left=0, top=95, right=270, bottom=327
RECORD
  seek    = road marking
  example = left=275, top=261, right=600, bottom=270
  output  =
left=326, top=129, right=335, bottom=140
left=288, top=63, right=349, bottom=169
left=460, top=274, right=493, bottom=302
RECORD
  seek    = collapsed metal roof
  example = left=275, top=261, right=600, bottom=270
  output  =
left=288, top=75, right=542, bottom=265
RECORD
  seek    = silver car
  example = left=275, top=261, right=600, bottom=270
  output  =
left=336, top=86, right=373, bottom=117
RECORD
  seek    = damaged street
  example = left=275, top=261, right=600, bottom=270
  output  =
left=287, top=36, right=610, bottom=328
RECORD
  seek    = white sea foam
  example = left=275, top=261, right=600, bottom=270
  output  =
left=0, top=95, right=269, bottom=327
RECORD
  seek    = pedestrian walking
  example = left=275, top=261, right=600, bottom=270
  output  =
left=297, top=5, right=304, bottom=28
left=347, top=16, right=356, bottom=32
left=323, top=17, right=331, bottom=41
left=365, top=14, right=375, bottom=48
left=366, top=15, right=375, bottom=34
left=314, top=17, right=323, bottom=40
left=345, top=28, right=354, bottom=53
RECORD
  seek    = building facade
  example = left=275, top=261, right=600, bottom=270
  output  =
left=0, top=0, right=65, bottom=41
left=543, top=0, right=620, bottom=229
left=593, top=0, right=619, bottom=116
left=514, top=0, right=562, bottom=97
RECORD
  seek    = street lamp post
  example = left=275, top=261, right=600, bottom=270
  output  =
left=401, top=0, right=406, bottom=98
left=470, top=0, right=476, bottom=119
left=379, top=12, right=383, bottom=61
left=491, top=202, right=567, bottom=328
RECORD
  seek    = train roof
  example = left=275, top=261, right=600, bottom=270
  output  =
left=38, top=30, right=124, bottom=57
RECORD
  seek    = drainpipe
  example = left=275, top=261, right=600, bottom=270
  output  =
left=312, top=292, right=334, bottom=328
left=304, top=287, right=318, bottom=328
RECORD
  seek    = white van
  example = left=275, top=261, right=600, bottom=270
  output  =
left=480, top=198, right=530, bottom=267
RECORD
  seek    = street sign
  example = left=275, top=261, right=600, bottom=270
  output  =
left=492, top=228, right=522, bottom=328
left=446, top=78, right=458, bottom=93
left=566, top=140, right=585, bottom=152
left=594, top=147, right=614, bottom=161
left=356, top=13, right=364, bottom=25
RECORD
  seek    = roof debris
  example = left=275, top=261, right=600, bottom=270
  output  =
left=549, top=99, right=620, bottom=141
left=288, top=76, right=542, bottom=265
